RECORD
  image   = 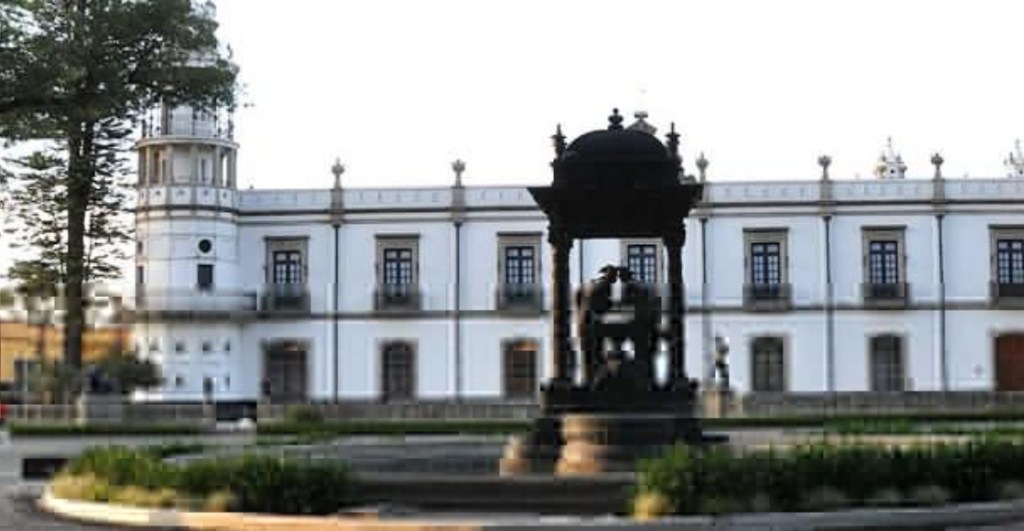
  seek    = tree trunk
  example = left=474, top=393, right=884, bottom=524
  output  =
left=64, top=125, right=94, bottom=371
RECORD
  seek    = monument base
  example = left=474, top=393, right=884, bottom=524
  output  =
left=501, top=379, right=710, bottom=476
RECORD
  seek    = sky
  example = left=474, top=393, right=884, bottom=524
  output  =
left=3, top=0, right=1024, bottom=284
left=216, top=0, right=1024, bottom=188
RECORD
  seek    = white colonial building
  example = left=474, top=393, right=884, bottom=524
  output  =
left=131, top=107, right=1024, bottom=405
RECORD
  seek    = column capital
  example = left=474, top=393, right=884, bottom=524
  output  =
left=662, top=227, right=686, bottom=247
left=547, top=225, right=574, bottom=248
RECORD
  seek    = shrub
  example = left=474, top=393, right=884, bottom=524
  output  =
left=632, top=492, right=673, bottom=520
left=50, top=473, right=111, bottom=503
left=907, top=485, right=950, bottom=506
left=800, top=486, right=849, bottom=512
left=635, top=438, right=1024, bottom=516
left=864, top=487, right=903, bottom=507
left=203, top=490, right=237, bottom=512
left=997, top=481, right=1024, bottom=500
left=53, top=447, right=356, bottom=515
left=284, top=405, right=324, bottom=425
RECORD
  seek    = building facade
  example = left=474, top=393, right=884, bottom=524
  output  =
left=132, top=108, right=1024, bottom=403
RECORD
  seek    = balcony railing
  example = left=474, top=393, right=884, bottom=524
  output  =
left=259, top=284, right=310, bottom=313
left=991, top=282, right=1024, bottom=307
left=374, top=284, right=421, bottom=311
left=743, top=283, right=792, bottom=312
left=861, top=282, right=909, bottom=308
left=496, top=283, right=544, bottom=313
left=134, top=289, right=256, bottom=313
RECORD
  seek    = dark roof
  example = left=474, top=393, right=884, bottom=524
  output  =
left=551, top=109, right=681, bottom=189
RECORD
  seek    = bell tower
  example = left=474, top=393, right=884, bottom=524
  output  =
left=133, top=102, right=246, bottom=403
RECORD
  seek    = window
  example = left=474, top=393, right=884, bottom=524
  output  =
left=383, top=248, right=414, bottom=286
left=504, top=246, right=536, bottom=285
left=996, top=239, right=1024, bottom=285
left=272, top=250, right=302, bottom=284
left=197, top=264, right=214, bottom=291
left=201, top=341, right=212, bottom=354
left=751, top=337, right=785, bottom=392
left=136, top=266, right=144, bottom=286
left=750, top=242, right=782, bottom=285
left=198, top=239, right=213, bottom=254
left=869, top=335, right=905, bottom=392
left=868, top=241, right=900, bottom=284
left=200, top=159, right=208, bottom=183
left=381, top=341, right=415, bottom=401
left=743, top=230, right=790, bottom=309
left=503, top=339, right=538, bottom=399
left=149, top=339, right=160, bottom=353
left=224, top=341, right=231, bottom=353
left=175, top=341, right=186, bottom=354
left=174, top=375, right=186, bottom=389
left=626, top=243, right=659, bottom=284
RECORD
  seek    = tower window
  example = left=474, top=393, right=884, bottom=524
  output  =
left=197, top=264, right=214, bottom=291
left=198, top=239, right=213, bottom=254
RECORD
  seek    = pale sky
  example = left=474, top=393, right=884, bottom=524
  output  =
left=217, top=0, right=1024, bottom=188
left=3, top=0, right=1024, bottom=284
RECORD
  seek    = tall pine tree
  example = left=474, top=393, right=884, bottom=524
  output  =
left=0, top=0, right=236, bottom=369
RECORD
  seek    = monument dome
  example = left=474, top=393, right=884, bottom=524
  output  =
left=553, top=108, right=682, bottom=189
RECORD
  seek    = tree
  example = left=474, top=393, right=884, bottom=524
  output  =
left=0, top=0, right=237, bottom=370
left=3, top=145, right=132, bottom=297
left=92, top=348, right=162, bottom=395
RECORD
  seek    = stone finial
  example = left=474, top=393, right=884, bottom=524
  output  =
left=552, top=124, right=566, bottom=158
left=696, top=152, right=709, bottom=182
left=627, top=110, right=657, bottom=136
left=330, top=158, right=345, bottom=189
left=875, top=136, right=907, bottom=179
left=666, top=122, right=681, bottom=162
left=931, top=152, right=944, bottom=180
left=1006, top=139, right=1024, bottom=178
left=818, top=155, right=832, bottom=180
left=608, top=108, right=624, bottom=130
left=451, top=159, right=466, bottom=188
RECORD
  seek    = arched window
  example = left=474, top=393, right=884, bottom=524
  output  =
left=869, top=335, right=904, bottom=392
left=381, top=341, right=416, bottom=401
left=750, top=336, right=785, bottom=392
left=503, top=339, right=539, bottom=399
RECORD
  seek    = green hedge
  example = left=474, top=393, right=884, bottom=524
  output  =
left=258, top=419, right=531, bottom=437
left=59, top=447, right=355, bottom=515
left=637, top=439, right=1024, bottom=515
left=12, top=423, right=203, bottom=436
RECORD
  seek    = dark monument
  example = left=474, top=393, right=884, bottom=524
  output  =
left=500, top=109, right=708, bottom=475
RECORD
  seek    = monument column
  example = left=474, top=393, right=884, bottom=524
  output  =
left=549, top=226, right=573, bottom=382
left=664, top=228, right=687, bottom=382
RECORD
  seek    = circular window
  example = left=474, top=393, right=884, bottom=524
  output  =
left=198, top=239, right=213, bottom=253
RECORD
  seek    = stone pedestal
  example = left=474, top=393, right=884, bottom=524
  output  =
left=501, top=382, right=706, bottom=477
left=701, top=386, right=737, bottom=419
left=75, top=393, right=126, bottom=426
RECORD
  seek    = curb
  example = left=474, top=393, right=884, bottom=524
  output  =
left=38, top=488, right=1024, bottom=530
left=38, top=488, right=486, bottom=531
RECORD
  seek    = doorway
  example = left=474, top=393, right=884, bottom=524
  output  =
left=263, top=340, right=308, bottom=403
left=995, top=334, right=1024, bottom=391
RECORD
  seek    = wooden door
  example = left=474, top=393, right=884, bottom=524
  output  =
left=996, top=334, right=1024, bottom=391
